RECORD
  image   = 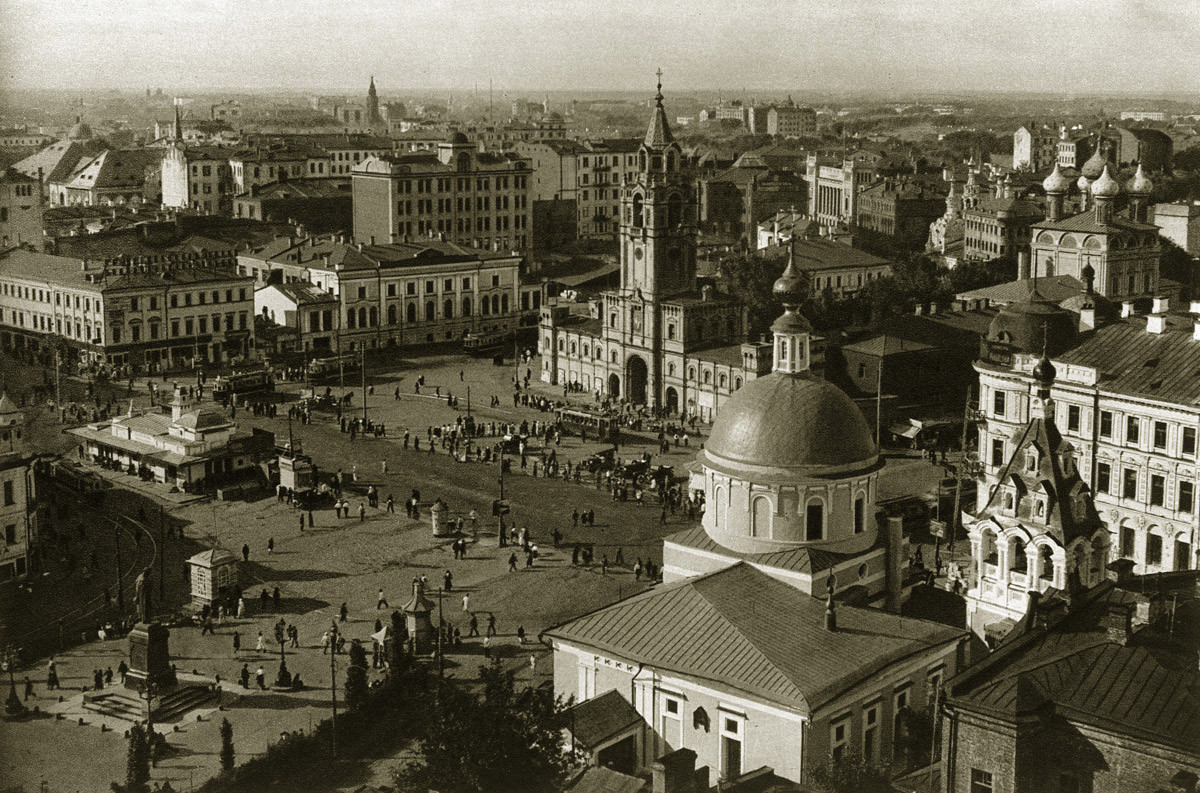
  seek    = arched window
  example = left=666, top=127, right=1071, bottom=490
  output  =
left=751, top=496, right=771, bottom=538
left=632, top=194, right=644, bottom=228
left=719, top=373, right=727, bottom=388
left=461, top=296, right=472, bottom=316
left=443, top=298, right=453, bottom=318
left=558, top=339, right=565, bottom=352
left=570, top=342, right=577, bottom=354
left=481, top=296, right=490, bottom=315
left=668, top=362, right=676, bottom=376
left=1009, top=538, right=1027, bottom=572
left=369, top=306, right=378, bottom=326
left=805, top=498, right=824, bottom=541
left=582, top=344, right=589, bottom=357
left=638, top=151, right=647, bottom=171
left=358, top=307, right=367, bottom=327
left=714, top=486, right=726, bottom=529
left=501, top=294, right=509, bottom=314
left=387, top=304, right=397, bottom=325
left=703, top=370, right=711, bottom=385
left=1004, top=492, right=1014, bottom=512
left=666, top=151, right=677, bottom=173
left=667, top=323, right=676, bottom=340
left=734, top=377, right=742, bottom=389
left=346, top=310, right=357, bottom=329
left=667, top=193, right=682, bottom=227
left=1039, top=545, right=1055, bottom=582
left=854, top=495, right=865, bottom=534
left=688, top=367, right=695, bottom=381
left=406, top=303, right=416, bottom=323
left=611, top=350, right=619, bottom=363
left=982, top=530, right=998, bottom=564
left=425, top=301, right=435, bottom=322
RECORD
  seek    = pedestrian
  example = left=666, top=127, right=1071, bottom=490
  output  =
left=386, top=494, right=394, bottom=513
left=381, top=459, right=388, bottom=476
left=256, top=631, right=265, bottom=653
left=232, top=631, right=241, bottom=654
left=358, top=503, right=366, bottom=522
left=517, top=625, right=526, bottom=644
left=444, top=570, right=453, bottom=592
left=23, top=676, right=33, bottom=701
left=377, top=588, right=388, bottom=609
left=340, top=602, right=348, bottom=622
left=118, top=660, right=128, bottom=683
left=105, top=667, right=113, bottom=684
left=268, top=536, right=275, bottom=554
left=530, top=654, right=537, bottom=673
left=255, top=666, right=266, bottom=690
left=237, top=597, right=246, bottom=618
left=273, top=586, right=281, bottom=609
left=634, top=559, right=643, bottom=581
left=46, top=660, right=58, bottom=690
left=462, top=593, right=470, bottom=612
left=468, top=613, right=479, bottom=637
left=601, top=555, right=608, bottom=576
left=482, top=634, right=491, bottom=658
left=299, top=512, right=305, bottom=532
left=242, top=543, right=250, bottom=562
left=508, top=552, right=518, bottom=572
left=240, top=664, right=250, bottom=689
left=487, top=613, right=497, bottom=636
left=321, top=631, right=330, bottom=654
left=308, top=510, right=314, bottom=527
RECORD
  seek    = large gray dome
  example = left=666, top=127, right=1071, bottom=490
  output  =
left=704, top=372, right=877, bottom=475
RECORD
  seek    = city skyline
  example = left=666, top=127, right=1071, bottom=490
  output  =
left=1, top=0, right=1198, bottom=95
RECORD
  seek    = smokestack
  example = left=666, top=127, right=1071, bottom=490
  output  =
left=885, top=516, right=904, bottom=613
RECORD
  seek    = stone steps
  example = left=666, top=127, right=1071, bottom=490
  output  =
left=82, top=684, right=216, bottom=724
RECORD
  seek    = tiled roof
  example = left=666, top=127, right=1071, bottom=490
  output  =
left=544, top=563, right=964, bottom=711
left=665, top=524, right=851, bottom=575
left=1054, top=316, right=1200, bottom=405
left=561, top=690, right=642, bottom=748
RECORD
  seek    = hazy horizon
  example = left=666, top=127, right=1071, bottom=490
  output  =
left=1, top=0, right=1198, bottom=97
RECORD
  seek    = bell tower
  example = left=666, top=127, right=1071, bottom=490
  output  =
left=619, top=71, right=696, bottom=300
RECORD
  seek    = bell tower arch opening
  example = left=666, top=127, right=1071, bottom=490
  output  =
left=626, top=355, right=648, bottom=404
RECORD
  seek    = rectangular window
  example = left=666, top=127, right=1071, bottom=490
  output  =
left=1147, top=533, right=1163, bottom=565
left=1100, top=410, right=1113, bottom=438
left=830, top=718, right=849, bottom=761
left=1097, top=462, right=1111, bottom=494
left=1122, top=468, right=1138, bottom=500
left=970, top=769, right=994, bottom=793
left=1154, top=421, right=1168, bottom=450
left=1067, top=405, right=1081, bottom=433
left=1126, top=416, right=1140, bottom=445
left=992, top=390, right=1006, bottom=417
left=991, top=438, right=1004, bottom=467
left=130, top=297, right=139, bottom=312
left=1120, top=525, right=1136, bottom=558
left=1179, top=480, right=1194, bottom=513
left=1185, top=427, right=1197, bottom=457
left=719, top=717, right=742, bottom=779
left=863, top=704, right=878, bottom=761
left=1150, top=474, right=1165, bottom=506
left=3, top=481, right=13, bottom=506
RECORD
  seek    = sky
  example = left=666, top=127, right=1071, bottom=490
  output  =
left=1, top=0, right=1198, bottom=97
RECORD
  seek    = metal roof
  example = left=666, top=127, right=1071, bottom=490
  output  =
left=562, top=690, right=642, bottom=748
left=544, top=563, right=964, bottom=712
left=1055, top=317, right=1200, bottom=405
left=665, top=525, right=851, bottom=575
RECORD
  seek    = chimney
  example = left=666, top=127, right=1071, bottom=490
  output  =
left=884, top=516, right=904, bottom=613
left=1079, top=302, right=1096, bottom=331
left=1121, top=300, right=1135, bottom=318
left=914, top=303, right=924, bottom=316
left=652, top=748, right=698, bottom=793
left=1017, top=250, right=1031, bottom=280
left=1193, top=318, right=1200, bottom=342
left=1147, top=313, right=1166, bottom=334
left=1153, top=295, right=1169, bottom=314
left=1190, top=300, right=1200, bottom=315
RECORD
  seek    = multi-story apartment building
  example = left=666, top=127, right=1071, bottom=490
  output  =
left=160, top=146, right=236, bottom=213
left=238, top=234, right=536, bottom=350
left=229, top=145, right=312, bottom=194
left=0, top=394, right=35, bottom=583
left=1011, top=124, right=1059, bottom=171
left=0, top=248, right=255, bottom=374
left=960, top=171, right=1043, bottom=263
left=0, top=168, right=44, bottom=249
left=516, top=138, right=641, bottom=240
left=804, top=155, right=874, bottom=229
left=767, top=103, right=817, bottom=138
left=973, top=295, right=1198, bottom=582
left=855, top=178, right=946, bottom=251
left=351, top=134, right=532, bottom=251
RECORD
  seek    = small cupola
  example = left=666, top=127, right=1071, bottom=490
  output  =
left=770, top=243, right=812, bottom=375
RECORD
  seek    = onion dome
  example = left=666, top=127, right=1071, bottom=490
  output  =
left=1032, top=350, right=1057, bottom=384
left=1125, top=163, right=1153, bottom=196
left=1042, top=163, right=1071, bottom=194
left=770, top=246, right=813, bottom=335
left=446, top=132, right=470, bottom=145
left=1090, top=164, right=1121, bottom=198
left=1080, top=146, right=1108, bottom=180
left=1077, top=174, right=1091, bottom=193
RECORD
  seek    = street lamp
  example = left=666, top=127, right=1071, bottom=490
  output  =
left=2, top=644, right=27, bottom=719
left=328, top=620, right=339, bottom=759
left=273, top=619, right=291, bottom=688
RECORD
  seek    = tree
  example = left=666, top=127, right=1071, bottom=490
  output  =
left=808, top=756, right=893, bottom=793
left=388, top=611, right=410, bottom=677
left=716, top=252, right=802, bottom=339
left=219, top=718, right=235, bottom=772
left=344, top=639, right=369, bottom=711
left=120, top=722, right=150, bottom=793
left=396, top=659, right=580, bottom=792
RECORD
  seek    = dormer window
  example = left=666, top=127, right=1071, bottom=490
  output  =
left=1025, top=451, right=1037, bottom=472
left=1035, top=499, right=1045, bottom=518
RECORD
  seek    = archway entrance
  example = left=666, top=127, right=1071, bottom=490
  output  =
left=626, top=355, right=648, bottom=404
left=665, top=387, right=679, bottom=414
left=608, top=373, right=621, bottom=398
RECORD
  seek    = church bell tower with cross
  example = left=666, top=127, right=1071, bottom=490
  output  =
left=618, top=69, right=697, bottom=300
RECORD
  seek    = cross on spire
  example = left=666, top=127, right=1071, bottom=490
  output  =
left=655, top=68, right=663, bottom=106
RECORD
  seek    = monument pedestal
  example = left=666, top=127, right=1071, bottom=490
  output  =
left=124, top=622, right=177, bottom=692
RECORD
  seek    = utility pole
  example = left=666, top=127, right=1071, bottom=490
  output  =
left=950, top=383, right=974, bottom=556
left=437, top=587, right=444, bottom=680
left=114, top=518, right=124, bottom=613
left=466, top=385, right=471, bottom=419
left=329, top=621, right=338, bottom=759
left=55, top=350, right=63, bottom=424
left=360, top=344, right=367, bottom=425
left=158, top=505, right=165, bottom=606
left=874, top=355, right=883, bottom=446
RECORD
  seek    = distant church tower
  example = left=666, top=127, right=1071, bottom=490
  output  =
left=367, top=76, right=382, bottom=126
left=619, top=69, right=697, bottom=300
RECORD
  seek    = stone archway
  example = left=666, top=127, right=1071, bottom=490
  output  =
left=626, top=355, right=648, bottom=404
left=665, top=387, right=679, bottom=414
left=608, top=373, right=621, bottom=398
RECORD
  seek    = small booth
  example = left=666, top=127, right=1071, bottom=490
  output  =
left=277, top=442, right=315, bottom=492
left=186, top=549, right=239, bottom=608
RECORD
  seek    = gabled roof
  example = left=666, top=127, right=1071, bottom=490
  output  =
left=61, top=148, right=162, bottom=191
left=13, top=138, right=105, bottom=183
left=561, top=690, right=642, bottom=748
left=543, top=563, right=963, bottom=712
